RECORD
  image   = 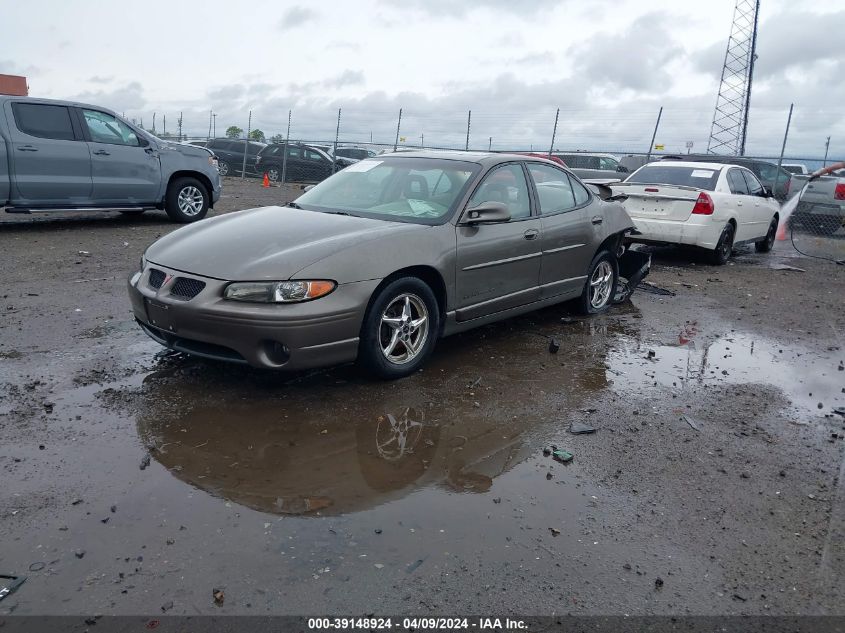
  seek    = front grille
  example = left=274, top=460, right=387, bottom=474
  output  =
left=148, top=268, right=166, bottom=289
left=170, top=277, right=206, bottom=300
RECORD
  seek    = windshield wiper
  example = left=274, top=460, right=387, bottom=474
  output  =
left=286, top=201, right=302, bottom=209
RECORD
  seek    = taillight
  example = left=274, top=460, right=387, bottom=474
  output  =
left=644, top=187, right=659, bottom=192
left=835, top=183, right=845, bottom=201
left=691, top=192, right=714, bottom=215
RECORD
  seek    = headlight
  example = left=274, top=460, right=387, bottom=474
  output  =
left=223, top=280, right=336, bottom=303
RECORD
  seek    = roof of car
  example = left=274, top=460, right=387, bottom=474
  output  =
left=554, top=152, right=618, bottom=159
left=649, top=160, right=739, bottom=171
left=374, top=150, right=560, bottom=166
left=660, top=154, right=778, bottom=167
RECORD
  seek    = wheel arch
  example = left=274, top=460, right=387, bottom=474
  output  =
left=167, top=171, right=215, bottom=206
left=361, top=266, right=447, bottom=337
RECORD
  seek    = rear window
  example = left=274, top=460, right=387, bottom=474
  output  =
left=626, top=165, right=720, bottom=191
left=12, top=103, right=75, bottom=141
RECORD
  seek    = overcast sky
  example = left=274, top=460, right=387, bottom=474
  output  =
left=2, top=0, right=843, bottom=158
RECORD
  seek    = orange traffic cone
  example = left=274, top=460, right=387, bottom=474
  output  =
left=262, top=173, right=270, bottom=188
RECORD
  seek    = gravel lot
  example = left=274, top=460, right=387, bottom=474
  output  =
left=1, top=177, right=843, bottom=617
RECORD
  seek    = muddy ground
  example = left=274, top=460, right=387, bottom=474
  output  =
left=1, top=177, right=843, bottom=617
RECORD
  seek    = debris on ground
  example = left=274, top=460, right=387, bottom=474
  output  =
left=74, top=550, right=85, bottom=559
left=548, top=339, right=560, bottom=354
left=682, top=414, right=702, bottom=432
left=770, top=264, right=806, bottom=272
left=638, top=281, right=676, bottom=296
left=406, top=559, right=424, bottom=574
left=655, top=577, right=664, bottom=588
left=552, top=449, right=573, bottom=463
left=213, top=588, right=225, bottom=605
left=28, top=562, right=45, bottom=572
left=0, top=574, right=26, bottom=602
left=139, top=453, right=151, bottom=470
left=549, top=528, right=561, bottom=537
left=546, top=472, right=553, bottom=480
left=570, top=422, right=596, bottom=435
left=161, top=600, right=174, bottom=613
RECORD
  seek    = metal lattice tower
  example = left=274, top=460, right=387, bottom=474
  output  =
left=707, top=0, right=760, bottom=156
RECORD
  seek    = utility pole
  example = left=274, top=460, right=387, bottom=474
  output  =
left=420, top=133, right=424, bottom=148
left=207, top=110, right=213, bottom=140
left=548, top=108, right=560, bottom=156
left=393, top=108, right=402, bottom=152
left=331, top=108, right=341, bottom=175
left=773, top=103, right=793, bottom=196
left=646, top=106, right=664, bottom=162
left=823, top=136, right=831, bottom=167
left=465, top=110, right=471, bottom=151
left=178, top=112, right=183, bottom=141
left=163, top=114, right=166, bottom=137
left=152, top=112, right=156, bottom=134
left=281, top=109, right=291, bottom=186
left=488, top=137, right=492, bottom=151
left=241, top=110, right=251, bottom=181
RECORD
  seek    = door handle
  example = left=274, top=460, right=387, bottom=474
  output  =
left=93, top=149, right=110, bottom=156
left=591, top=216, right=603, bottom=225
left=17, top=145, right=38, bottom=152
left=737, top=201, right=743, bottom=206
left=523, top=229, right=539, bottom=240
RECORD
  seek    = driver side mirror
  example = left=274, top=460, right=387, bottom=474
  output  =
left=761, top=186, right=773, bottom=198
left=460, top=201, right=511, bottom=226
left=616, top=165, right=629, bottom=173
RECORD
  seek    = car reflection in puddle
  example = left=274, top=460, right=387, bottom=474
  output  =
left=135, top=305, right=639, bottom=517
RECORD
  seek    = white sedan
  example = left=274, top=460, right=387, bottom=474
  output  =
left=611, top=161, right=781, bottom=264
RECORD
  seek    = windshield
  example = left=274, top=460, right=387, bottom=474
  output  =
left=294, top=157, right=480, bottom=224
left=626, top=165, right=721, bottom=191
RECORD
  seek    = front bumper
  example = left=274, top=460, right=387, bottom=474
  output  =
left=626, top=215, right=723, bottom=250
left=128, top=263, right=380, bottom=370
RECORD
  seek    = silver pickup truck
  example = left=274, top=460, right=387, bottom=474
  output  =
left=786, top=162, right=845, bottom=236
left=0, top=96, right=220, bottom=223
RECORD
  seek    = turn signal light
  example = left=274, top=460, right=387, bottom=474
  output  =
left=691, top=192, right=714, bottom=215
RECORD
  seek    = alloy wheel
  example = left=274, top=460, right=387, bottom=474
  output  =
left=177, top=186, right=204, bottom=217
left=589, top=260, right=614, bottom=309
left=379, top=294, right=429, bottom=365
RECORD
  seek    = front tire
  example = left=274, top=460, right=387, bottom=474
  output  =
left=576, top=250, right=618, bottom=315
left=755, top=216, right=778, bottom=253
left=358, top=277, right=440, bottom=379
left=164, top=177, right=209, bottom=223
left=217, top=160, right=230, bottom=177
left=709, top=222, right=735, bottom=265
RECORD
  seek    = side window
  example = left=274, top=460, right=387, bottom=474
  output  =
left=468, top=163, right=531, bottom=220
left=82, top=110, right=139, bottom=146
left=742, top=170, right=764, bottom=195
left=569, top=174, right=591, bottom=206
left=305, top=149, right=327, bottom=162
left=247, top=143, right=263, bottom=156
left=12, top=103, right=75, bottom=141
left=757, top=164, right=777, bottom=181
left=599, top=157, right=618, bottom=171
left=727, top=169, right=749, bottom=195
left=527, top=163, right=576, bottom=214
left=287, top=146, right=301, bottom=158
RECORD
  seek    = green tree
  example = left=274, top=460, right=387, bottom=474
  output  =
left=225, top=126, right=243, bottom=139
left=270, top=133, right=285, bottom=144
left=249, top=129, right=266, bottom=143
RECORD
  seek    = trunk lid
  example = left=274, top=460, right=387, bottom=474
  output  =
left=610, top=184, right=703, bottom=222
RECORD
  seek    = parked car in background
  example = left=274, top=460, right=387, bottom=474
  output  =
left=786, top=164, right=845, bottom=236
left=782, top=163, right=808, bottom=175
left=658, top=154, right=792, bottom=200
left=255, top=143, right=355, bottom=183
left=206, top=138, right=266, bottom=177
left=619, top=154, right=650, bottom=174
left=553, top=152, right=626, bottom=172
left=186, top=140, right=208, bottom=148
left=612, top=161, right=780, bottom=264
left=517, top=152, right=568, bottom=167
left=0, top=96, right=220, bottom=223
left=129, top=151, right=640, bottom=378
left=330, top=146, right=378, bottom=161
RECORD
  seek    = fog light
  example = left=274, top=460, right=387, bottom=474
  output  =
left=263, top=340, right=290, bottom=365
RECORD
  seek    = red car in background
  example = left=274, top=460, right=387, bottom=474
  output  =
left=518, top=153, right=567, bottom=167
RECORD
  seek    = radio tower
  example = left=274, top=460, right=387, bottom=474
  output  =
left=707, top=0, right=760, bottom=156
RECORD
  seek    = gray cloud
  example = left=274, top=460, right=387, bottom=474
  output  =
left=69, top=82, right=146, bottom=113
left=324, top=70, right=365, bottom=88
left=0, top=60, right=40, bottom=75
left=385, top=0, right=564, bottom=17
left=89, top=75, right=113, bottom=84
left=571, top=13, right=684, bottom=92
left=278, top=6, right=318, bottom=30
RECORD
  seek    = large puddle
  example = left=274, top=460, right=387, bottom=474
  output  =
left=128, top=306, right=843, bottom=518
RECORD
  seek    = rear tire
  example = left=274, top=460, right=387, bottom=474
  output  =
left=576, top=250, right=618, bottom=315
left=217, top=161, right=230, bottom=177
left=755, top=217, right=777, bottom=253
left=164, top=177, right=209, bottom=223
left=267, top=166, right=282, bottom=182
left=709, top=222, right=735, bottom=265
left=358, top=277, right=440, bottom=380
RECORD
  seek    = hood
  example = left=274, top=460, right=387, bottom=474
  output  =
left=158, top=140, right=210, bottom=159
left=145, top=206, right=418, bottom=281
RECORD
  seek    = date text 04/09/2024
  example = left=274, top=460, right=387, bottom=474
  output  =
left=306, top=618, right=528, bottom=630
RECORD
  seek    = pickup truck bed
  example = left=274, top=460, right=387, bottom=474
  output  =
left=787, top=164, right=845, bottom=236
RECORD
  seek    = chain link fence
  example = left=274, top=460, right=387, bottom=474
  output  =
left=783, top=165, right=845, bottom=263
